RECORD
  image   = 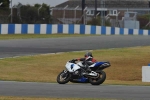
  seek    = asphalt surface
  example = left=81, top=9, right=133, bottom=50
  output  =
left=0, top=35, right=150, bottom=58
left=0, top=81, right=150, bottom=100
left=0, top=35, right=150, bottom=99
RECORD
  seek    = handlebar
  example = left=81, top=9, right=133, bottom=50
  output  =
left=69, top=59, right=77, bottom=63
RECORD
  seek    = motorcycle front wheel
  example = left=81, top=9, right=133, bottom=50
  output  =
left=57, top=71, right=71, bottom=84
left=89, top=70, right=106, bottom=85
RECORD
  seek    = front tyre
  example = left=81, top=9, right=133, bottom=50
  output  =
left=57, top=71, right=71, bottom=84
left=89, top=70, right=106, bottom=85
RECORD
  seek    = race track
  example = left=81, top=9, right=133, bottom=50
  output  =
left=0, top=35, right=150, bottom=58
left=0, top=35, right=150, bottom=100
left=0, top=81, right=150, bottom=100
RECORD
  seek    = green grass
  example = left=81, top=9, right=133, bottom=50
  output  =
left=0, top=46, right=150, bottom=86
left=0, top=34, right=95, bottom=40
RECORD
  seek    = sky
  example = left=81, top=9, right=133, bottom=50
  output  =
left=12, top=0, right=68, bottom=7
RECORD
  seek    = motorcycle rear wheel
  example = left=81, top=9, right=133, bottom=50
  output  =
left=89, top=70, right=106, bottom=85
left=57, top=71, right=71, bottom=84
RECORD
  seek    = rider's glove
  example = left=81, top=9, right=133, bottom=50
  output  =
left=71, top=59, right=77, bottom=63
left=72, top=59, right=77, bottom=61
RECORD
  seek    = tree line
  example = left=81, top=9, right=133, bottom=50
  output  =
left=17, top=3, right=52, bottom=24
left=0, top=1, right=52, bottom=24
left=0, top=0, right=150, bottom=29
left=0, top=0, right=10, bottom=7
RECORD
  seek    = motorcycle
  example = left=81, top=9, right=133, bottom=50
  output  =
left=57, top=59, right=110, bottom=85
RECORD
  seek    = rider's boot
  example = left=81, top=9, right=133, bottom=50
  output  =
left=86, top=67, right=98, bottom=76
left=85, top=66, right=92, bottom=75
left=82, top=66, right=91, bottom=75
left=86, top=67, right=91, bottom=73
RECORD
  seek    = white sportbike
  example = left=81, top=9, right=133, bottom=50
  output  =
left=57, top=59, right=110, bottom=85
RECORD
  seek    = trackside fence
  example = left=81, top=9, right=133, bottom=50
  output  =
left=0, top=24, right=150, bottom=35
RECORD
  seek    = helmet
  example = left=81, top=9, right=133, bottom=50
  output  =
left=84, top=52, right=93, bottom=57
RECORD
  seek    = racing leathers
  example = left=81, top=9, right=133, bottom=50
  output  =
left=75, top=56, right=97, bottom=72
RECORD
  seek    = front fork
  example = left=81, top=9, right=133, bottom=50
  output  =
left=63, top=69, right=68, bottom=73
left=61, top=70, right=69, bottom=78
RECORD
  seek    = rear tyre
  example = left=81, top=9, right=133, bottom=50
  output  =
left=89, top=70, right=106, bottom=85
left=57, top=71, right=71, bottom=84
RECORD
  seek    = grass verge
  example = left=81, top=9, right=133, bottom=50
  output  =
left=0, top=46, right=150, bottom=86
left=0, top=34, right=94, bottom=40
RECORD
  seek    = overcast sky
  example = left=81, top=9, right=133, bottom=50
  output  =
left=12, top=0, right=68, bottom=7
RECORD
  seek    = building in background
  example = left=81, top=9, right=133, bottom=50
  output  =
left=52, top=0, right=150, bottom=29
left=1, top=0, right=150, bottom=29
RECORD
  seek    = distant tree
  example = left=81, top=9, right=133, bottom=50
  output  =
left=87, top=17, right=101, bottom=26
left=87, top=17, right=111, bottom=26
left=34, top=4, right=41, bottom=8
left=20, top=5, right=38, bottom=23
left=20, top=3, right=52, bottom=24
left=36, top=3, right=52, bottom=23
left=137, top=14, right=150, bottom=29
left=0, top=0, right=10, bottom=7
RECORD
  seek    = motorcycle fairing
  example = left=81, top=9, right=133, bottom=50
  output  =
left=89, top=62, right=106, bottom=68
left=78, top=77, right=89, bottom=83
left=65, top=62, right=80, bottom=72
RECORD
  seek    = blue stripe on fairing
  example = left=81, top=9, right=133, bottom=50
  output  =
left=21, top=24, right=28, bottom=34
left=34, top=24, right=40, bottom=34
left=71, top=64, right=74, bottom=69
left=8, top=24, right=15, bottom=34
left=94, top=62, right=105, bottom=67
left=46, top=24, right=52, bottom=34
left=69, top=24, right=74, bottom=34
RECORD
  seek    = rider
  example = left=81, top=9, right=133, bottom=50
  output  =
left=73, top=52, right=97, bottom=73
